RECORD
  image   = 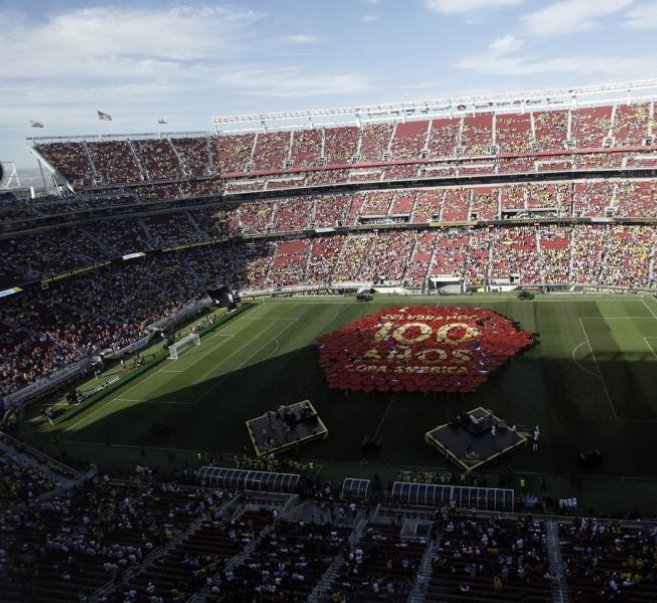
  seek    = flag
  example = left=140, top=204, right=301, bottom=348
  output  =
left=157, top=117, right=167, bottom=125
left=97, top=110, right=112, bottom=121
left=30, top=120, right=44, bottom=128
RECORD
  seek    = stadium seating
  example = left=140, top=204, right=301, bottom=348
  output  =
left=571, top=106, right=613, bottom=149
left=86, top=140, right=143, bottom=184
left=332, top=521, right=426, bottom=601
left=495, top=113, right=532, bottom=154
left=324, top=126, right=359, bottom=164
left=34, top=142, right=96, bottom=188
left=132, top=139, right=184, bottom=181
left=533, top=110, right=568, bottom=152
left=359, top=123, right=394, bottom=162
left=290, top=128, right=322, bottom=168
left=171, top=136, right=212, bottom=177
left=252, top=130, right=292, bottom=172
left=429, top=513, right=553, bottom=603
left=390, top=120, right=430, bottom=161
left=461, top=114, right=494, bottom=156
left=214, top=133, right=255, bottom=174
left=426, top=118, right=461, bottom=158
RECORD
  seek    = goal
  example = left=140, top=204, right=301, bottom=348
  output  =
left=168, top=332, right=201, bottom=360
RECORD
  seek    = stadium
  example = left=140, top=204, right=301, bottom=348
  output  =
left=5, top=72, right=657, bottom=603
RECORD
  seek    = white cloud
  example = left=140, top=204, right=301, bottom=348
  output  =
left=521, top=0, right=635, bottom=37
left=361, top=13, right=379, bottom=23
left=457, top=34, right=653, bottom=78
left=488, top=34, right=523, bottom=55
left=624, top=2, right=657, bottom=29
left=283, top=34, right=324, bottom=44
left=0, top=6, right=263, bottom=79
left=0, top=6, right=373, bottom=128
left=425, top=0, right=526, bottom=15
left=214, top=67, right=372, bottom=97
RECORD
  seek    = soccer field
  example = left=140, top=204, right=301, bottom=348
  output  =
left=23, top=294, right=657, bottom=480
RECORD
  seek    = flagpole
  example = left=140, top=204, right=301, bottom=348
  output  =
left=96, top=114, right=102, bottom=140
left=157, top=118, right=161, bottom=139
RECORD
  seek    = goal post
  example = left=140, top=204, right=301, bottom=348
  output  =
left=168, top=332, right=201, bottom=360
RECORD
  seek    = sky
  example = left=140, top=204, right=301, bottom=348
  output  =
left=1, top=0, right=657, bottom=170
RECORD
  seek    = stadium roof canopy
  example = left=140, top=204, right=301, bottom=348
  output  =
left=26, top=78, right=657, bottom=143
left=210, top=78, right=657, bottom=133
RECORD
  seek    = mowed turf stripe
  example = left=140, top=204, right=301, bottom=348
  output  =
left=98, top=331, right=236, bottom=404
left=61, top=307, right=265, bottom=431
left=581, top=301, right=657, bottom=421
left=148, top=306, right=309, bottom=404
left=47, top=296, right=657, bottom=479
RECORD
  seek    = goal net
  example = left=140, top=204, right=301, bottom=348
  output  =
left=168, top=332, right=201, bottom=360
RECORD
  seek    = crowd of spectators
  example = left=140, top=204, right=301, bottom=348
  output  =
left=426, top=117, right=461, bottom=159
left=0, top=467, right=230, bottom=602
left=429, top=512, right=553, bottom=602
left=214, top=134, right=255, bottom=174
left=571, top=107, right=613, bottom=149
left=324, top=126, right=360, bottom=165
left=86, top=141, right=142, bottom=185
left=219, top=520, right=350, bottom=601
left=496, top=113, right=533, bottom=154
left=132, top=140, right=184, bottom=182
left=533, top=110, right=569, bottom=152
left=251, top=131, right=291, bottom=172
left=560, top=516, right=657, bottom=601
left=461, top=115, right=494, bottom=157
left=332, top=522, right=425, bottom=601
left=0, top=454, right=55, bottom=505
left=359, top=124, right=394, bottom=162
left=290, top=129, right=323, bottom=168
left=171, top=137, right=212, bottom=177
left=390, top=120, right=430, bottom=161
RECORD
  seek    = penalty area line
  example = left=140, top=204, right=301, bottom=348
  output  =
left=192, top=318, right=299, bottom=404
left=571, top=341, right=599, bottom=377
left=578, top=317, right=620, bottom=421
left=642, top=296, right=657, bottom=321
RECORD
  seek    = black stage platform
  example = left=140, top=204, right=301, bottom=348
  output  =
left=246, top=400, right=328, bottom=457
left=425, top=407, right=527, bottom=473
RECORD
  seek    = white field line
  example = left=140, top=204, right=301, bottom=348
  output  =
left=191, top=318, right=300, bottom=404
left=643, top=337, right=657, bottom=360
left=578, top=317, right=620, bottom=421
left=579, top=317, right=657, bottom=319
left=122, top=318, right=299, bottom=405
left=642, top=296, right=657, bottom=321
left=169, top=333, right=234, bottom=370
left=571, top=341, right=599, bottom=377
left=578, top=316, right=657, bottom=423
left=64, top=333, right=233, bottom=432
left=233, top=316, right=299, bottom=321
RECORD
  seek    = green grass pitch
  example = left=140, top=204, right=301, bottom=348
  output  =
left=21, top=294, right=657, bottom=482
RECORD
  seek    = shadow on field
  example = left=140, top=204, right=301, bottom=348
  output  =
left=62, top=333, right=657, bottom=478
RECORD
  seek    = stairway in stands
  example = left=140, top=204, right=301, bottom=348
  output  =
left=546, top=519, right=570, bottom=603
